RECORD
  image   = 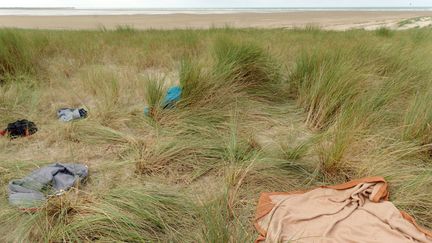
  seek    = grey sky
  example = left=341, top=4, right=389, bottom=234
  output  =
left=1, top=0, right=431, bottom=9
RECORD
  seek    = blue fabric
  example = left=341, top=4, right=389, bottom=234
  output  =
left=144, top=86, right=182, bottom=116
left=162, top=86, right=182, bottom=108
left=144, top=107, right=150, bottom=116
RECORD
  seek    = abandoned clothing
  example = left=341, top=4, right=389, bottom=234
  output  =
left=255, top=177, right=432, bottom=243
left=162, top=86, right=182, bottom=108
left=8, top=163, right=88, bottom=208
left=3, top=119, right=37, bottom=138
left=57, top=108, right=88, bottom=122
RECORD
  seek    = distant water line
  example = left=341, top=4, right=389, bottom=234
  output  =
left=0, top=7, right=432, bottom=16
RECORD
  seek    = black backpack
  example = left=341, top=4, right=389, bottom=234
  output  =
left=5, top=120, right=38, bottom=138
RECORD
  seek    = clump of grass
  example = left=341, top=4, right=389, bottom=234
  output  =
left=178, top=63, right=242, bottom=114
left=134, top=138, right=201, bottom=176
left=143, top=76, right=166, bottom=118
left=196, top=192, right=252, bottom=242
left=375, top=27, right=393, bottom=37
left=0, top=30, right=35, bottom=82
left=198, top=194, right=231, bottom=242
left=77, top=66, right=128, bottom=128
left=298, top=24, right=322, bottom=34
left=291, top=24, right=322, bottom=34
left=0, top=75, right=41, bottom=119
left=410, top=28, right=432, bottom=43
left=115, top=25, right=137, bottom=33
left=213, top=38, right=281, bottom=92
left=280, top=141, right=310, bottom=161
left=133, top=131, right=226, bottom=181
left=178, top=58, right=213, bottom=105
left=403, top=87, right=432, bottom=145
left=0, top=188, right=90, bottom=242
left=1, top=186, right=194, bottom=242
left=68, top=121, right=135, bottom=145
left=315, top=127, right=356, bottom=179
left=223, top=114, right=259, bottom=164
left=62, top=186, right=194, bottom=242
left=289, top=49, right=362, bottom=129
left=399, top=19, right=413, bottom=27
left=197, top=159, right=259, bottom=242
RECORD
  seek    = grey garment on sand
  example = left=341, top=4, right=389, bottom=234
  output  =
left=57, top=108, right=87, bottom=122
left=8, top=163, right=88, bottom=208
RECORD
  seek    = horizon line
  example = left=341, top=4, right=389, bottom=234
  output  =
left=1, top=6, right=432, bottom=10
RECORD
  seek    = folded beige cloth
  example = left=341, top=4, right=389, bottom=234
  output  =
left=255, top=177, right=432, bottom=243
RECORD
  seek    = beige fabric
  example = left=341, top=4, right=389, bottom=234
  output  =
left=255, top=178, right=432, bottom=243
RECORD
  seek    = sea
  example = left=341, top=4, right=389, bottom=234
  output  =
left=0, top=7, right=431, bottom=16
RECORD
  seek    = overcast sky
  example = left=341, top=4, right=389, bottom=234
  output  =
left=0, top=0, right=430, bottom=9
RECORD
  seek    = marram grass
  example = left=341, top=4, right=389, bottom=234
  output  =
left=1, top=26, right=432, bottom=242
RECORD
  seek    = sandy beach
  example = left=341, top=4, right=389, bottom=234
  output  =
left=0, top=11, right=431, bottom=30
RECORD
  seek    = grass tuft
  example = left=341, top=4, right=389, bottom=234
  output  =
left=0, top=30, right=35, bottom=82
left=375, top=27, right=393, bottom=37
left=213, top=38, right=281, bottom=92
left=403, top=87, right=432, bottom=145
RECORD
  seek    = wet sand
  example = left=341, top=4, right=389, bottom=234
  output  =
left=0, top=11, right=431, bottom=30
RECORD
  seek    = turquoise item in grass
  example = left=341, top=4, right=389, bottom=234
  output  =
left=162, top=86, right=182, bottom=108
left=144, top=107, right=150, bottom=116
left=144, top=86, right=182, bottom=116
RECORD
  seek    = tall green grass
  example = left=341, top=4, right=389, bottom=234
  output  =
left=289, top=49, right=363, bottom=129
left=403, top=87, right=432, bottom=145
left=0, top=30, right=35, bottom=82
left=0, top=186, right=195, bottom=242
left=1, top=27, right=432, bottom=242
left=213, top=38, right=282, bottom=99
left=375, top=27, right=394, bottom=37
left=143, top=76, right=166, bottom=118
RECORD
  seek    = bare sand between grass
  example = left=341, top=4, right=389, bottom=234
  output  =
left=0, top=11, right=431, bottom=30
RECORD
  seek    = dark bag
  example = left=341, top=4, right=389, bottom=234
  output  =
left=5, top=120, right=38, bottom=138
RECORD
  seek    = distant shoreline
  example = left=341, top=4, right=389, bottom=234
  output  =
left=1, top=7, right=431, bottom=9
left=0, top=11, right=431, bottom=30
left=0, top=7, right=75, bottom=10
left=0, top=8, right=432, bottom=16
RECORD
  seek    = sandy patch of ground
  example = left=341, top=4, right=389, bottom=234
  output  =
left=324, top=16, right=432, bottom=30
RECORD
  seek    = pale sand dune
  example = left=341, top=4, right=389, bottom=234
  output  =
left=0, top=11, right=431, bottom=30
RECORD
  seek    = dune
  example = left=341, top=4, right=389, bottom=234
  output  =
left=0, top=11, right=431, bottom=30
left=1, top=16, right=432, bottom=242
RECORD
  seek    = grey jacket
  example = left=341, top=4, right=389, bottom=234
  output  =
left=8, top=163, right=88, bottom=208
